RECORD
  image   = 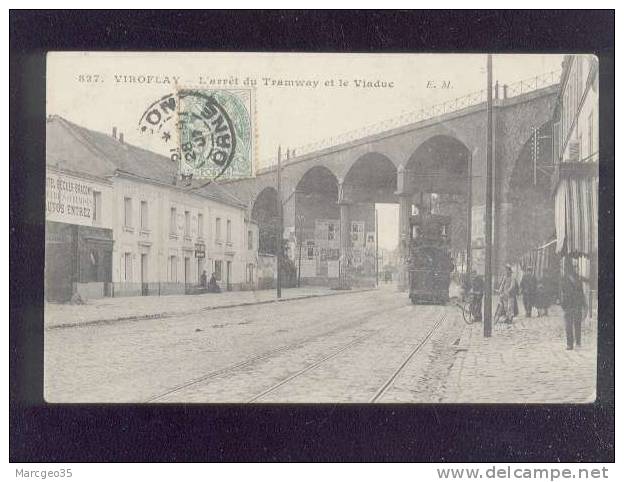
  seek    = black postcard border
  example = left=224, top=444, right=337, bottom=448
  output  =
left=9, top=10, right=615, bottom=462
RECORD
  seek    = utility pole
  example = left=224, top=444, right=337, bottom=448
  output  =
left=532, top=126, right=539, bottom=186
left=375, top=208, right=379, bottom=287
left=276, top=145, right=282, bottom=299
left=466, top=152, right=473, bottom=281
left=297, top=214, right=304, bottom=288
left=484, top=54, right=493, bottom=338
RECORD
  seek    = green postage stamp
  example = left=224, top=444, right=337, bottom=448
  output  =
left=139, top=88, right=255, bottom=181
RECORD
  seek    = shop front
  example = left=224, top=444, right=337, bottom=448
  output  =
left=45, top=221, right=114, bottom=302
left=553, top=162, right=599, bottom=315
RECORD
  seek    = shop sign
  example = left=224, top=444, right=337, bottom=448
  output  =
left=195, top=243, right=206, bottom=258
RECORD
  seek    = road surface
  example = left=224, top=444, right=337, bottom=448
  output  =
left=45, top=285, right=465, bottom=403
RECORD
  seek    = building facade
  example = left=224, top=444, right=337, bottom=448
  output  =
left=552, top=54, right=599, bottom=311
left=286, top=200, right=376, bottom=286
left=45, top=167, right=115, bottom=301
left=45, top=115, right=258, bottom=302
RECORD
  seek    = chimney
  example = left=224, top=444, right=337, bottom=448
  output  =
left=112, top=126, right=117, bottom=139
left=119, top=132, right=124, bottom=144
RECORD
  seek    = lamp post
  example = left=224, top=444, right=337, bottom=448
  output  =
left=466, top=152, right=473, bottom=287
left=276, top=145, right=283, bottom=299
left=296, top=214, right=305, bottom=288
left=375, top=208, right=379, bottom=287
left=484, top=54, right=494, bottom=338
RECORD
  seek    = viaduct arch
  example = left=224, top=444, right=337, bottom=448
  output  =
left=221, top=85, right=559, bottom=288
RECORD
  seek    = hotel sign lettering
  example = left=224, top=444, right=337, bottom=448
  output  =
left=46, top=173, right=95, bottom=226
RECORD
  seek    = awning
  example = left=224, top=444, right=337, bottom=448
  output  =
left=555, top=174, right=598, bottom=257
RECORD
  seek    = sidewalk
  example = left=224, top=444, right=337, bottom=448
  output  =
left=45, top=286, right=373, bottom=329
left=442, top=306, right=597, bottom=403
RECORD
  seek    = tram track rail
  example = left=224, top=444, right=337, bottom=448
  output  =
left=246, top=306, right=446, bottom=403
left=247, top=330, right=379, bottom=403
left=369, top=312, right=447, bottom=403
left=145, top=303, right=402, bottom=403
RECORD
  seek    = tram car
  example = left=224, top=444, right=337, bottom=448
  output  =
left=407, top=214, right=453, bottom=304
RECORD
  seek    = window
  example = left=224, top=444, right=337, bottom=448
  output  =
left=124, top=197, right=133, bottom=227
left=168, top=255, right=177, bottom=282
left=123, top=252, right=132, bottom=281
left=351, top=222, right=364, bottom=243
left=184, top=210, right=191, bottom=236
left=215, top=217, right=221, bottom=241
left=198, top=213, right=204, bottom=238
left=170, top=207, right=177, bottom=234
left=214, top=260, right=222, bottom=280
left=140, top=200, right=148, bottom=230
left=226, top=219, right=232, bottom=243
left=93, top=191, right=102, bottom=224
left=247, top=230, right=254, bottom=250
left=328, top=223, right=336, bottom=241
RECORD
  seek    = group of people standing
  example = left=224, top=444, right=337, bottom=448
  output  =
left=518, top=266, right=557, bottom=318
left=467, top=258, right=587, bottom=350
left=200, top=270, right=221, bottom=293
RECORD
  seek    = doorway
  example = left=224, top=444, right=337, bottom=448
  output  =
left=141, top=253, right=148, bottom=296
left=184, top=256, right=191, bottom=285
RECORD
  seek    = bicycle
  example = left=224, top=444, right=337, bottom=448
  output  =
left=460, top=292, right=479, bottom=325
left=493, top=292, right=514, bottom=326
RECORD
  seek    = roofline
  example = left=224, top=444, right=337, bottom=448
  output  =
left=48, top=115, right=120, bottom=173
left=49, top=114, right=174, bottom=166
left=114, top=170, right=247, bottom=209
left=46, top=164, right=113, bottom=185
left=49, top=115, right=248, bottom=210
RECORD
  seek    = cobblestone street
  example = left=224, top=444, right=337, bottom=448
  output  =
left=45, top=286, right=597, bottom=404
left=441, top=307, right=597, bottom=403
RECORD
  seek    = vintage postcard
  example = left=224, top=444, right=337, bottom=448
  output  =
left=44, top=52, right=598, bottom=403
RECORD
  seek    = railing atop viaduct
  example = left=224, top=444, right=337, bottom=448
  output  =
left=259, top=70, right=560, bottom=170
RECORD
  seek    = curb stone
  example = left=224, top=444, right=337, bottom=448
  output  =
left=46, top=288, right=377, bottom=330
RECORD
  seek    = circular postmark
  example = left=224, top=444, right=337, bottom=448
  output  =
left=138, top=89, right=252, bottom=182
left=177, top=89, right=238, bottom=180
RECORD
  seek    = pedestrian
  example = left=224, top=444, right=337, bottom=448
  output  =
left=542, top=270, right=558, bottom=316
left=560, top=258, right=587, bottom=350
left=200, top=270, right=207, bottom=288
left=498, top=264, right=519, bottom=323
left=470, top=270, right=484, bottom=322
left=208, top=272, right=221, bottom=293
left=534, top=277, right=546, bottom=316
left=520, top=267, right=537, bottom=317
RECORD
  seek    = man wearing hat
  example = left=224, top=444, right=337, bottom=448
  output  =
left=560, top=257, right=587, bottom=349
left=520, top=266, right=537, bottom=318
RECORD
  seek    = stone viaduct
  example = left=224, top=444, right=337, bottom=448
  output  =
left=219, top=83, right=559, bottom=288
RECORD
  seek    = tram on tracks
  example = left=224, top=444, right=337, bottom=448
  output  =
left=407, top=213, right=454, bottom=304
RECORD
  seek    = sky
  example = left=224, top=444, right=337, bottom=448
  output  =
left=47, top=52, right=565, bottom=249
